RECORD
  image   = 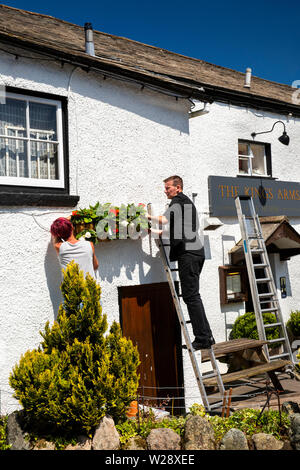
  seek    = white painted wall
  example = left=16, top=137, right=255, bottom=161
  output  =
left=0, top=50, right=193, bottom=413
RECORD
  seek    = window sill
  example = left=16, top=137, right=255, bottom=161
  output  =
left=0, top=191, right=80, bottom=207
left=236, top=174, right=277, bottom=180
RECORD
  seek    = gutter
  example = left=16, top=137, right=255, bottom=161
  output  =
left=0, top=32, right=299, bottom=116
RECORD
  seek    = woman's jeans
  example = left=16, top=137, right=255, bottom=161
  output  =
left=177, top=252, right=213, bottom=343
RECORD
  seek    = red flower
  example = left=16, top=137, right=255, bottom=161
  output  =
left=72, top=210, right=78, bottom=216
left=109, top=208, right=119, bottom=216
left=138, top=203, right=145, bottom=207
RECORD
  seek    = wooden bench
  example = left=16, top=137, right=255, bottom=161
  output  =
left=200, top=338, right=291, bottom=391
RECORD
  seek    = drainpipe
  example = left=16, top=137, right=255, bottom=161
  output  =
left=84, top=23, right=95, bottom=56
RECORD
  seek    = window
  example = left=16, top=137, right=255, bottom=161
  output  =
left=0, top=92, right=64, bottom=188
left=238, top=140, right=271, bottom=177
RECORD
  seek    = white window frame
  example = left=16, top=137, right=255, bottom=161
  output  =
left=0, top=92, right=65, bottom=188
left=238, top=141, right=269, bottom=177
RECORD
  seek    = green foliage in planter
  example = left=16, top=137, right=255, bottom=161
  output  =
left=229, top=311, right=280, bottom=347
left=9, top=261, right=140, bottom=436
left=286, top=310, right=300, bottom=337
left=0, top=416, right=10, bottom=450
left=71, top=202, right=149, bottom=242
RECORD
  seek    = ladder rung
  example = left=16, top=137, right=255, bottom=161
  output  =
left=263, top=322, right=282, bottom=328
left=251, top=248, right=264, bottom=253
left=202, top=372, right=217, bottom=379
left=253, top=264, right=268, bottom=268
left=256, top=278, right=271, bottom=283
left=248, top=236, right=264, bottom=239
left=269, top=353, right=290, bottom=360
left=267, top=337, right=286, bottom=344
left=261, top=307, right=279, bottom=313
left=260, top=299, right=278, bottom=304
left=259, top=292, right=274, bottom=297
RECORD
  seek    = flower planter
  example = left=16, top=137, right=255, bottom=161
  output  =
left=70, top=202, right=149, bottom=245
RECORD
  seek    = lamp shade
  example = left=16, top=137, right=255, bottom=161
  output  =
left=278, top=131, right=290, bottom=146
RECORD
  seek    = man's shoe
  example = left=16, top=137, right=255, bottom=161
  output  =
left=182, top=339, right=213, bottom=351
left=191, top=340, right=212, bottom=350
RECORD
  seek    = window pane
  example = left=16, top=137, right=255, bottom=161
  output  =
left=239, top=157, right=249, bottom=174
left=0, top=136, right=28, bottom=177
left=30, top=141, right=58, bottom=179
left=251, top=143, right=265, bottom=175
left=0, top=98, right=27, bottom=136
left=238, top=142, right=249, bottom=156
left=29, top=102, right=57, bottom=141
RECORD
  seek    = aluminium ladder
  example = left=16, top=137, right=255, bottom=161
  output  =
left=235, top=195, right=294, bottom=365
left=147, top=204, right=226, bottom=411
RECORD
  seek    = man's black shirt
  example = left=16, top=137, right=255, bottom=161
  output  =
left=165, top=192, right=204, bottom=262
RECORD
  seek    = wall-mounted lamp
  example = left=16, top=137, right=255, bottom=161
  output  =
left=251, top=120, right=290, bottom=146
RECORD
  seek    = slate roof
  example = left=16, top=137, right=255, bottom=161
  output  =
left=0, top=4, right=298, bottom=113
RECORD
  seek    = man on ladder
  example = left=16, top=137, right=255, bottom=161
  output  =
left=147, top=175, right=215, bottom=350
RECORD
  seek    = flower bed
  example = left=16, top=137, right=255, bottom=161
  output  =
left=70, top=202, right=149, bottom=244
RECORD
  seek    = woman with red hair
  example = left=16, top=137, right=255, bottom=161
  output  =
left=51, top=217, right=99, bottom=278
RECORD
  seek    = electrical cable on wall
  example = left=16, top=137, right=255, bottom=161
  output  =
left=0, top=45, right=194, bottom=102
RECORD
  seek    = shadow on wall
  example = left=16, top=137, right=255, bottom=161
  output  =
left=44, top=242, right=63, bottom=321
left=43, top=238, right=164, bottom=320
left=95, top=238, right=164, bottom=285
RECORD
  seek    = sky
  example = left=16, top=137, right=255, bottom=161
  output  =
left=2, top=0, right=300, bottom=86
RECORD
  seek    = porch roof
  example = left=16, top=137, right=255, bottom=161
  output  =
left=229, top=216, right=300, bottom=264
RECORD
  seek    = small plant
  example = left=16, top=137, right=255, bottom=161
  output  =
left=286, top=310, right=300, bottom=338
left=0, top=416, right=10, bottom=450
left=116, top=411, right=186, bottom=446
left=230, top=311, right=280, bottom=348
left=189, top=403, right=290, bottom=443
left=189, top=403, right=206, bottom=417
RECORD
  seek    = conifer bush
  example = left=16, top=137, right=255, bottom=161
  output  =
left=9, top=261, right=140, bottom=435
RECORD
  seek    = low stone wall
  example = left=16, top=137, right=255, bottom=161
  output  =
left=5, top=404, right=300, bottom=451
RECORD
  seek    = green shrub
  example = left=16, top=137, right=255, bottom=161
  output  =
left=229, top=311, right=280, bottom=347
left=209, top=408, right=290, bottom=442
left=116, top=405, right=290, bottom=446
left=286, top=311, right=300, bottom=337
left=116, top=412, right=186, bottom=446
left=9, top=261, right=140, bottom=436
left=189, top=404, right=289, bottom=442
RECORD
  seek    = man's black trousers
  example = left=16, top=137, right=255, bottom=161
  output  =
left=177, top=252, right=213, bottom=343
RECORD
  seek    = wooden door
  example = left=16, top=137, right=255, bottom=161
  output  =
left=119, top=282, right=184, bottom=413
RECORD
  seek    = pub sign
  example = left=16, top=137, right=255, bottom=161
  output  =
left=208, top=176, right=300, bottom=217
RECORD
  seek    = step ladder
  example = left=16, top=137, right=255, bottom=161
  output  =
left=235, top=195, right=294, bottom=365
left=147, top=204, right=226, bottom=411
